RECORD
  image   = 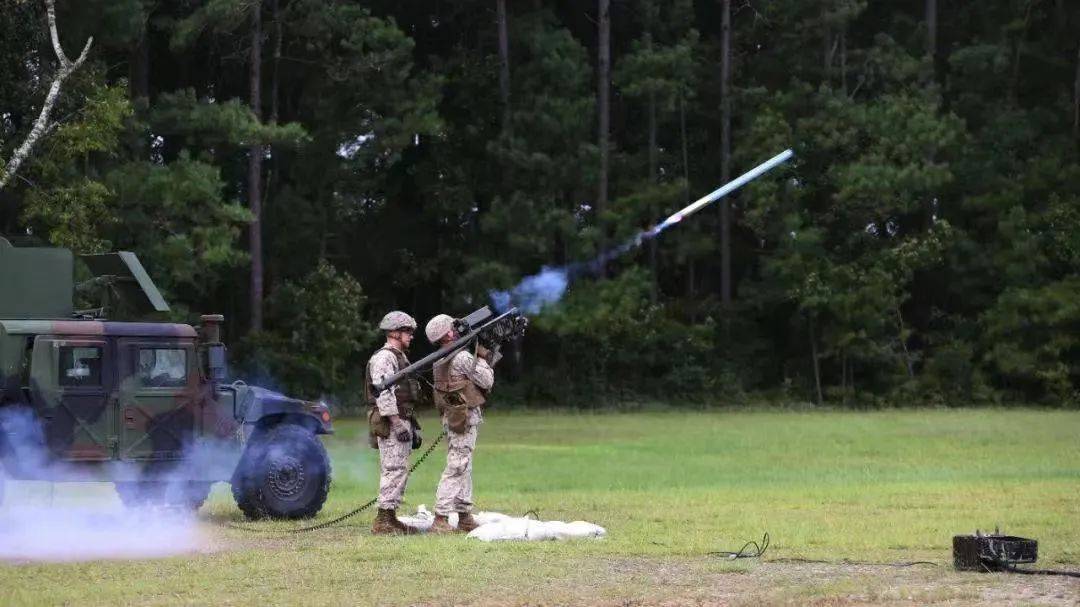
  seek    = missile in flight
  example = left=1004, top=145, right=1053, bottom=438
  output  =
left=649, top=148, right=794, bottom=236
left=493, top=148, right=795, bottom=313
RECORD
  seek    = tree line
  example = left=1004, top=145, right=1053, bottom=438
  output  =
left=1, top=0, right=1078, bottom=409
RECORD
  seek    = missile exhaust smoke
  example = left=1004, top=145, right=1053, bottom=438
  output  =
left=492, top=149, right=794, bottom=313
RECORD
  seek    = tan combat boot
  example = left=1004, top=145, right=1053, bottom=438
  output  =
left=371, top=508, right=419, bottom=535
left=429, top=514, right=455, bottom=534
left=457, top=513, right=480, bottom=533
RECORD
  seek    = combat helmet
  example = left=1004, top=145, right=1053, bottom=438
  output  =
left=425, top=313, right=454, bottom=344
left=379, top=311, right=417, bottom=332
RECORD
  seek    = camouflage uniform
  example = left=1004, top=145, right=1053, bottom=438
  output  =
left=367, top=346, right=414, bottom=510
left=434, top=349, right=494, bottom=516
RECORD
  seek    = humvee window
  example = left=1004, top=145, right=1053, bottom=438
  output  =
left=137, top=348, right=187, bottom=387
left=59, top=346, right=103, bottom=386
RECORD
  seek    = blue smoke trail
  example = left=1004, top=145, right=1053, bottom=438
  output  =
left=491, top=149, right=795, bottom=313
left=490, top=266, right=570, bottom=314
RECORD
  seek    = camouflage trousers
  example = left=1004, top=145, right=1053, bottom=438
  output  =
left=434, top=408, right=481, bottom=516
left=376, top=434, right=413, bottom=510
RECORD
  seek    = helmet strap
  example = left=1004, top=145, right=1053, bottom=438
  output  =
left=387, top=330, right=410, bottom=350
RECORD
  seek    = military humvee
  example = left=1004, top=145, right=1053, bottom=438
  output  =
left=0, top=238, right=332, bottom=519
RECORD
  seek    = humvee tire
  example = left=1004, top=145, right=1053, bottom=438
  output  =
left=232, top=423, right=330, bottom=520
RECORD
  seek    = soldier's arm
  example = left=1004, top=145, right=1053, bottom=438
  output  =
left=453, top=350, right=494, bottom=391
left=369, top=351, right=400, bottom=417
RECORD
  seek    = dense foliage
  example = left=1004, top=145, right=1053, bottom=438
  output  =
left=1, top=0, right=1078, bottom=408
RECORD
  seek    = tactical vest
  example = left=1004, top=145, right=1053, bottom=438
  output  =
left=364, top=346, right=418, bottom=419
left=432, top=352, right=487, bottom=412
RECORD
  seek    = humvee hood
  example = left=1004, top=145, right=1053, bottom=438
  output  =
left=238, top=386, right=333, bottom=434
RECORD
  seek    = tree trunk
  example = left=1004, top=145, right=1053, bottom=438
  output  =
left=822, top=4, right=832, bottom=84
left=896, top=308, right=915, bottom=378
left=597, top=0, right=611, bottom=233
left=1074, top=44, right=1079, bottom=142
left=647, top=31, right=658, bottom=303
left=646, top=62, right=657, bottom=184
left=841, top=350, right=848, bottom=406
left=248, top=2, right=264, bottom=332
left=0, top=0, right=93, bottom=191
left=926, top=0, right=939, bottom=87
left=681, top=94, right=694, bottom=299
left=127, top=11, right=150, bottom=159
left=129, top=21, right=149, bottom=102
left=719, top=0, right=732, bottom=306
left=840, top=29, right=847, bottom=95
left=1009, top=1, right=1033, bottom=106
left=809, top=314, right=823, bottom=405
left=648, top=94, right=659, bottom=301
left=680, top=95, right=689, bottom=205
left=497, top=0, right=511, bottom=134
left=926, top=0, right=937, bottom=60
left=271, top=0, right=281, bottom=124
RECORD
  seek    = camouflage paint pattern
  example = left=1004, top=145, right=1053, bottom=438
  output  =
left=0, top=319, right=332, bottom=483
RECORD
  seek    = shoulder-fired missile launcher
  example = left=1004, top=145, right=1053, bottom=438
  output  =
left=0, top=237, right=332, bottom=519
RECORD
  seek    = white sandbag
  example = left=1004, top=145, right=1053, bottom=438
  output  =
left=473, top=511, right=513, bottom=526
left=468, top=518, right=551, bottom=541
left=466, top=515, right=606, bottom=542
left=558, top=521, right=607, bottom=539
left=397, top=504, right=436, bottom=531
left=396, top=507, right=607, bottom=541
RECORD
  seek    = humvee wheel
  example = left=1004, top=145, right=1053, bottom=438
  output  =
left=232, top=424, right=330, bottom=520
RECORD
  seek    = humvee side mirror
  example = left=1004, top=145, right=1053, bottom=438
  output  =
left=200, top=315, right=228, bottom=382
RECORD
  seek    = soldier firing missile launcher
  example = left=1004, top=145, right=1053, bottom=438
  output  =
left=372, top=306, right=528, bottom=394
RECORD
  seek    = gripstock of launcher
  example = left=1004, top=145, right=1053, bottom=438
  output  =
left=371, top=306, right=528, bottom=394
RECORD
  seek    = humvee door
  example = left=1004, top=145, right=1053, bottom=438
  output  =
left=30, top=337, right=114, bottom=460
left=115, top=339, right=198, bottom=460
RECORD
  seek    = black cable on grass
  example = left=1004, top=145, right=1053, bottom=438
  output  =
left=706, top=534, right=1078, bottom=576
left=709, top=533, right=770, bottom=559
left=993, top=565, right=1080, bottom=579
left=774, top=559, right=1079, bottom=577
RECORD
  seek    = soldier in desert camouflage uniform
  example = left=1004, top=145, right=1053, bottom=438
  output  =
left=364, top=311, right=421, bottom=535
left=423, top=313, right=496, bottom=533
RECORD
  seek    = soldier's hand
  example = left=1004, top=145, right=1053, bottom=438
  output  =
left=391, top=417, right=411, bottom=443
left=476, top=343, right=490, bottom=359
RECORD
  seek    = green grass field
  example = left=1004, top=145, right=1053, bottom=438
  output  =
left=2, top=408, right=1079, bottom=606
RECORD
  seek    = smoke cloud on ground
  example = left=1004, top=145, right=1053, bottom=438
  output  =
left=0, top=407, right=215, bottom=563
left=0, top=497, right=208, bottom=562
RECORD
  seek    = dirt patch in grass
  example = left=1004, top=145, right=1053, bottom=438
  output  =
left=444, top=557, right=1080, bottom=607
